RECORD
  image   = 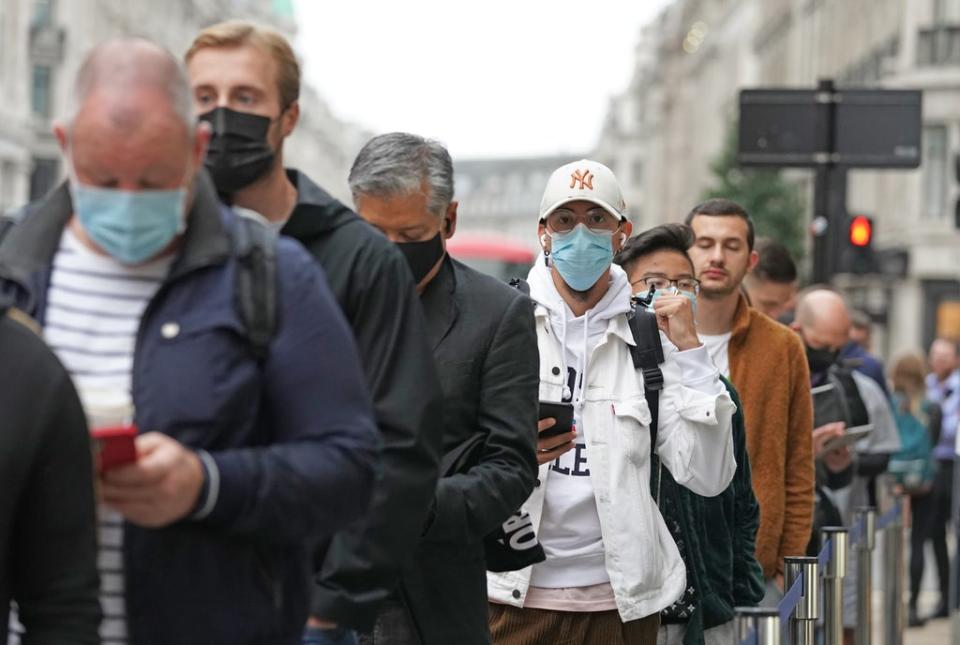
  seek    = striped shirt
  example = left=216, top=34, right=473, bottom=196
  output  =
left=43, top=226, right=173, bottom=645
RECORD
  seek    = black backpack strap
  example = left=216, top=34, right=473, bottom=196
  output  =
left=627, top=301, right=665, bottom=443
left=230, top=215, right=277, bottom=362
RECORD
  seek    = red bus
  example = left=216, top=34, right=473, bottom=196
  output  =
left=446, top=234, right=536, bottom=283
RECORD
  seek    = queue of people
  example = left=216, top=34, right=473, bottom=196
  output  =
left=0, top=20, right=953, bottom=645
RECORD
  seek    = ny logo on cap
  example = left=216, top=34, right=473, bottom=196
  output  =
left=570, top=169, right=594, bottom=191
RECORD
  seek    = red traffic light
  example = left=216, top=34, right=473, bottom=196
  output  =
left=849, top=216, right=872, bottom=247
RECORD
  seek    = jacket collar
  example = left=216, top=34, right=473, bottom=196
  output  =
left=281, top=168, right=353, bottom=239
left=420, top=254, right=459, bottom=350
left=0, top=170, right=231, bottom=287
left=729, top=292, right=753, bottom=344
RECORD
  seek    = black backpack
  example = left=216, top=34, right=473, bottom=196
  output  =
left=0, top=207, right=277, bottom=360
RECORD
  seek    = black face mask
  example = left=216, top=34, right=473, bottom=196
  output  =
left=397, top=232, right=445, bottom=284
left=199, top=106, right=277, bottom=196
left=805, top=343, right=840, bottom=375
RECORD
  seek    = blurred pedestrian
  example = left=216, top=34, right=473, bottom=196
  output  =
left=616, top=224, right=764, bottom=645
left=791, top=288, right=900, bottom=643
left=348, top=132, right=539, bottom=644
left=487, top=160, right=736, bottom=645
left=886, top=353, right=941, bottom=626
left=685, top=199, right=814, bottom=605
left=185, top=24, right=445, bottom=644
left=0, top=307, right=100, bottom=644
left=839, top=309, right=889, bottom=397
left=742, top=237, right=797, bottom=322
left=0, top=38, right=379, bottom=645
left=923, top=337, right=959, bottom=619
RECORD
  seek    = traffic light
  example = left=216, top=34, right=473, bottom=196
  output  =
left=839, top=215, right=877, bottom=274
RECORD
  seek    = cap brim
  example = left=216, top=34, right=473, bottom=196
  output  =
left=539, top=196, right=623, bottom=221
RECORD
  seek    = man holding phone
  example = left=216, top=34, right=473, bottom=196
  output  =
left=487, top=160, right=736, bottom=644
left=349, top=132, right=539, bottom=644
left=0, top=38, right=379, bottom=645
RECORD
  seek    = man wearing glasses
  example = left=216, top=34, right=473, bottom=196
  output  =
left=616, top=224, right=765, bottom=645
left=487, top=161, right=736, bottom=645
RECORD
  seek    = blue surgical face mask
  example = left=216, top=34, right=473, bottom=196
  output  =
left=644, top=286, right=698, bottom=316
left=71, top=180, right=188, bottom=265
left=548, top=224, right=615, bottom=292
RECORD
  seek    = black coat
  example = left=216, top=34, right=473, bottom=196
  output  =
left=282, top=171, right=446, bottom=630
left=0, top=309, right=101, bottom=644
left=401, top=257, right=539, bottom=644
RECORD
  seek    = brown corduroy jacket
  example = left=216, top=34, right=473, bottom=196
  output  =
left=728, top=295, right=815, bottom=578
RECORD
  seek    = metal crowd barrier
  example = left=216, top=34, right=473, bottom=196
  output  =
left=734, top=494, right=905, bottom=645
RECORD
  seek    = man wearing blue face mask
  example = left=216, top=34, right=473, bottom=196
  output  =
left=0, top=38, right=379, bottom=645
left=488, top=161, right=737, bottom=645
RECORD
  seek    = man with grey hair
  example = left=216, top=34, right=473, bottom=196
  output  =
left=350, top=132, right=539, bottom=644
left=0, top=37, right=380, bottom=644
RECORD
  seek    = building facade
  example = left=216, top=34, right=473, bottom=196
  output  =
left=0, top=0, right=362, bottom=211
left=598, top=0, right=960, bottom=357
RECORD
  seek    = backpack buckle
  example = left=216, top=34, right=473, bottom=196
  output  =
left=643, top=366, right=664, bottom=392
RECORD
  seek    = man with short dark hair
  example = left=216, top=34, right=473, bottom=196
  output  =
left=743, top=238, right=797, bottom=321
left=349, top=132, right=539, bottom=645
left=838, top=310, right=888, bottom=397
left=615, top=224, right=764, bottom=645
left=684, top=198, right=814, bottom=604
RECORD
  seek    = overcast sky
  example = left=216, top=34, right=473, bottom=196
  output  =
left=292, top=0, right=672, bottom=159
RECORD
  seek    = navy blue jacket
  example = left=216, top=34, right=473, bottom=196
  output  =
left=0, top=176, right=379, bottom=645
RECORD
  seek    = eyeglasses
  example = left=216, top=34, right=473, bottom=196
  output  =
left=631, top=275, right=701, bottom=295
left=544, top=208, right=622, bottom=234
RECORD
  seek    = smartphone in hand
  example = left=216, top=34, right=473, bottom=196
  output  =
left=92, top=425, right=138, bottom=472
left=539, top=401, right=574, bottom=439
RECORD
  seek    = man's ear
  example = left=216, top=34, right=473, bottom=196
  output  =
left=280, top=100, right=300, bottom=138
left=53, top=122, right=68, bottom=153
left=747, top=249, right=760, bottom=272
left=790, top=320, right=802, bottom=334
left=538, top=221, right=550, bottom=253
left=443, top=201, right=458, bottom=240
left=193, top=121, right=212, bottom=168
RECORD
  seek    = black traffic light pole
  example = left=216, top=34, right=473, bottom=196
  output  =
left=811, top=80, right=849, bottom=284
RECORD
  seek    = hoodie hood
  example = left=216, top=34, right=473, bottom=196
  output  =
left=528, top=254, right=633, bottom=408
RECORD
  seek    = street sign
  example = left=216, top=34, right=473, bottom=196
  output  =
left=738, top=88, right=922, bottom=168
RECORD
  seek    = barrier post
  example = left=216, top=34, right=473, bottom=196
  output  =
left=854, top=506, right=876, bottom=645
left=821, top=527, right=849, bottom=645
left=784, top=556, right=819, bottom=645
left=734, top=607, right=781, bottom=645
left=882, top=498, right=905, bottom=645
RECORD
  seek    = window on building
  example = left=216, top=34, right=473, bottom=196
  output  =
left=31, top=0, right=54, bottom=29
left=31, top=65, right=51, bottom=117
left=922, top=125, right=948, bottom=219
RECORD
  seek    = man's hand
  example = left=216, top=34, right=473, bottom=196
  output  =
left=306, top=618, right=338, bottom=629
left=652, top=295, right=700, bottom=351
left=100, top=432, right=205, bottom=528
left=537, top=418, right=575, bottom=465
left=812, top=422, right=853, bottom=473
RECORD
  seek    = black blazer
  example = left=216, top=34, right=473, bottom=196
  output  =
left=401, top=256, right=539, bottom=645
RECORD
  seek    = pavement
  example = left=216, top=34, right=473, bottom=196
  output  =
left=905, top=591, right=954, bottom=645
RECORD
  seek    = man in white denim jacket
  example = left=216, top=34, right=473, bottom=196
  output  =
left=488, top=160, right=736, bottom=645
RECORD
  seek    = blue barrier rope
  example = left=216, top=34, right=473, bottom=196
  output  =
left=736, top=500, right=902, bottom=645
left=779, top=575, right=805, bottom=624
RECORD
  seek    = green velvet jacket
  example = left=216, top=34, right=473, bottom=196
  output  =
left=655, top=378, right=766, bottom=644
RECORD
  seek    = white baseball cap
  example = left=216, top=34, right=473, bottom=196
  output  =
left=538, top=159, right=626, bottom=221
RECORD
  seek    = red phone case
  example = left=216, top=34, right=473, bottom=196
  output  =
left=91, top=425, right=138, bottom=471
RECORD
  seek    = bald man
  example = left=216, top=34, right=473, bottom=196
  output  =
left=792, top=289, right=899, bottom=641
left=0, top=38, right=379, bottom=644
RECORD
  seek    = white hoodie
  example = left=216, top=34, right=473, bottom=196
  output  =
left=528, top=260, right=634, bottom=589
